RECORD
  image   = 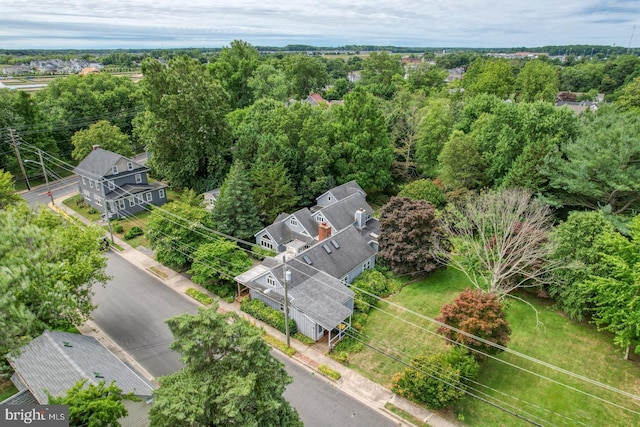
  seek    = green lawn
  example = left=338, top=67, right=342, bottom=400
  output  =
left=346, top=268, right=640, bottom=426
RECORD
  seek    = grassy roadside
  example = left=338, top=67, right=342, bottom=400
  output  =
left=343, top=267, right=640, bottom=426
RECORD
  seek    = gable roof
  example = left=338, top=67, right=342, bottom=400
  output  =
left=236, top=260, right=354, bottom=330
left=318, top=193, right=374, bottom=232
left=8, top=331, right=154, bottom=404
left=257, top=208, right=318, bottom=246
left=298, top=226, right=376, bottom=279
left=316, top=180, right=366, bottom=204
left=73, top=148, right=145, bottom=180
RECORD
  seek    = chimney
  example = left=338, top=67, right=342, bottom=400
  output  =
left=318, top=222, right=331, bottom=241
left=92, top=145, right=100, bottom=150
left=355, top=208, right=366, bottom=229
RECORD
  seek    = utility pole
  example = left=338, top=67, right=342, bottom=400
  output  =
left=8, top=128, right=30, bottom=191
left=283, top=256, right=291, bottom=347
left=37, top=149, right=54, bottom=206
left=100, top=178, right=114, bottom=243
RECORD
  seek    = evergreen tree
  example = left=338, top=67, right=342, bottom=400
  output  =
left=211, top=161, right=262, bottom=241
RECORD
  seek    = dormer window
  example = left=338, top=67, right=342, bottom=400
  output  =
left=127, top=161, right=134, bottom=171
left=112, top=165, right=118, bottom=175
left=266, top=275, right=276, bottom=287
left=327, top=195, right=332, bottom=202
left=290, top=218, right=299, bottom=226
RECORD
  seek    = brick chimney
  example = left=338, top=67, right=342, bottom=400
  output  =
left=318, top=222, right=331, bottom=241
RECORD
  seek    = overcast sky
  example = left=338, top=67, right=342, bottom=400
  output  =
left=1, top=0, right=639, bottom=50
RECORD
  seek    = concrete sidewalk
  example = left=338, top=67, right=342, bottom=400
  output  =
left=52, top=195, right=460, bottom=427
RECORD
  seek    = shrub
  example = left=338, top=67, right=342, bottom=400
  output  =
left=352, top=270, right=402, bottom=313
left=391, top=347, right=479, bottom=410
left=318, top=364, right=341, bottom=380
left=240, top=298, right=297, bottom=335
left=204, top=282, right=236, bottom=300
left=251, top=245, right=276, bottom=261
left=293, top=332, right=315, bottom=345
left=87, top=207, right=99, bottom=215
left=113, top=224, right=124, bottom=233
left=398, top=179, right=447, bottom=208
left=185, top=288, right=213, bottom=305
left=124, top=226, right=144, bottom=240
left=263, top=334, right=296, bottom=356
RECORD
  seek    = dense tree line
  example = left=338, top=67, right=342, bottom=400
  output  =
left=3, top=41, right=640, bottom=361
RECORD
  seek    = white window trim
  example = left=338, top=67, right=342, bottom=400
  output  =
left=108, top=180, right=115, bottom=190
left=290, top=218, right=299, bottom=226
left=128, top=196, right=135, bottom=207
left=146, top=192, right=152, bottom=202
left=127, top=161, right=134, bottom=171
left=135, top=173, right=142, bottom=184
left=89, top=179, right=93, bottom=189
left=159, top=189, right=165, bottom=199
left=266, top=275, right=276, bottom=287
left=81, top=176, right=86, bottom=185
left=136, top=194, right=143, bottom=204
left=112, top=165, right=118, bottom=175
left=118, top=199, right=125, bottom=210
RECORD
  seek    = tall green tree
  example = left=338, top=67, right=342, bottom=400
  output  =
left=136, top=56, right=231, bottom=192
left=515, top=60, right=559, bottom=103
left=284, top=54, right=330, bottom=99
left=146, top=195, right=213, bottom=270
left=0, top=208, right=108, bottom=365
left=208, top=40, right=260, bottom=109
left=48, top=380, right=137, bottom=427
left=190, top=240, right=252, bottom=288
left=437, top=130, right=487, bottom=190
left=247, top=63, right=290, bottom=102
left=251, top=161, right=299, bottom=224
left=462, top=58, right=515, bottom=99
left=359, top=51, right=403, bottom=99
left=330, top=87, right=394, bottom=192
left=149, top=306, right=302, bottom=427
left=211, top=161, right=262, bottom=241
left=71, top=120, right=134, bottom=161
left=548, top=211, right=615, bottom=320
left=541, top=109, right=640, bottom=214
left=578, top=216, right=640, bottom=359
left=415, top=97, right=455, bottom=178
left=0, top=170, right=22, bottom=209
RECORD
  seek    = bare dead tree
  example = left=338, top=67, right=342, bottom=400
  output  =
left=440, top=189, right=560, bottom=298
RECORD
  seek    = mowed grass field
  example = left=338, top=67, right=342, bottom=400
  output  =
left=345, top=268, right=640, bottom=426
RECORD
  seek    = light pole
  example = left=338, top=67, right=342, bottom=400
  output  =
left=23, top=149, right=54, bottom=205
left=100, top=178, right=114, bottom=243
left=283, top=256, right=291, bottom=347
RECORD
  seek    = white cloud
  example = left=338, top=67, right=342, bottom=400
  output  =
left=1, top=0, right=638, bottom=49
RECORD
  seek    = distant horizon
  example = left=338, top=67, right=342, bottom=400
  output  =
left=2, top=1, right=638, bottom=51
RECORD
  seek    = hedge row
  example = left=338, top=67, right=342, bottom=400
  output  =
left=241, top=298, right=297, bottom=335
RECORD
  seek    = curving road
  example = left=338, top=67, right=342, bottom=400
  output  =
left=93, top=252, right=398, bottom=427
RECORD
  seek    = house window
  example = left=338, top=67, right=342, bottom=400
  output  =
left=260, top=237, right=274, bottom=250
left=94, top=195, right=102, bottom=206
left=118, top=199, right=125, bottom=210
left=146, top=192, right=152, bottom=202
left=327, top=195, right=332, bottom=202
left=316, top=213, right=324, bottom=222
left=136, top=194, right=143, bottom=204
left=135, top=174, right=142, bottom=184
left=89, top=179, right=94, bottom=189
left=290, top=218, right=299, bottom=226
left=81, top=176, right=86, bottom=186
left=363, top=259, right=372, bottom=270
left=159, top=189, right=165, bottom=199
left=341, top=276, right=348, bottom=284
left=83, top=190, right=91, bottom=200
left=266, top=275, right=276, bottom=287
left=108, top=180, right=115, bottom=190
left=112, top=165, right=118, bottom=175
left=128, top=196, right=135, bottom=207
left=127, top=161, right=134, bottom=171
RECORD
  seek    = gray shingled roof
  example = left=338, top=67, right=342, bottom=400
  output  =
left=8, top=331, right=155, bottom=403
left=317, top=180, right=365, bottom=202
left=73, top=148, right=144, bottom=180
left=236, top=259, right=354, bottom=330
left=318, top=193, right=373, bottom=232
left=0, top=389, right=39, bottom=406
left=297, top=226, right=376, bottom=279
left=260, top=208, right=317, bottom=246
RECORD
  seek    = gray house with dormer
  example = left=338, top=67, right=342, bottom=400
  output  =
left=237, top=181, right=380, bottom=345
left=73, top=147, right=167, bottom=219
left=254, top=180, right=379, bottom=255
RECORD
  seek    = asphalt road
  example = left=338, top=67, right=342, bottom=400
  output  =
left=93, top=252, right=398, bottom=427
